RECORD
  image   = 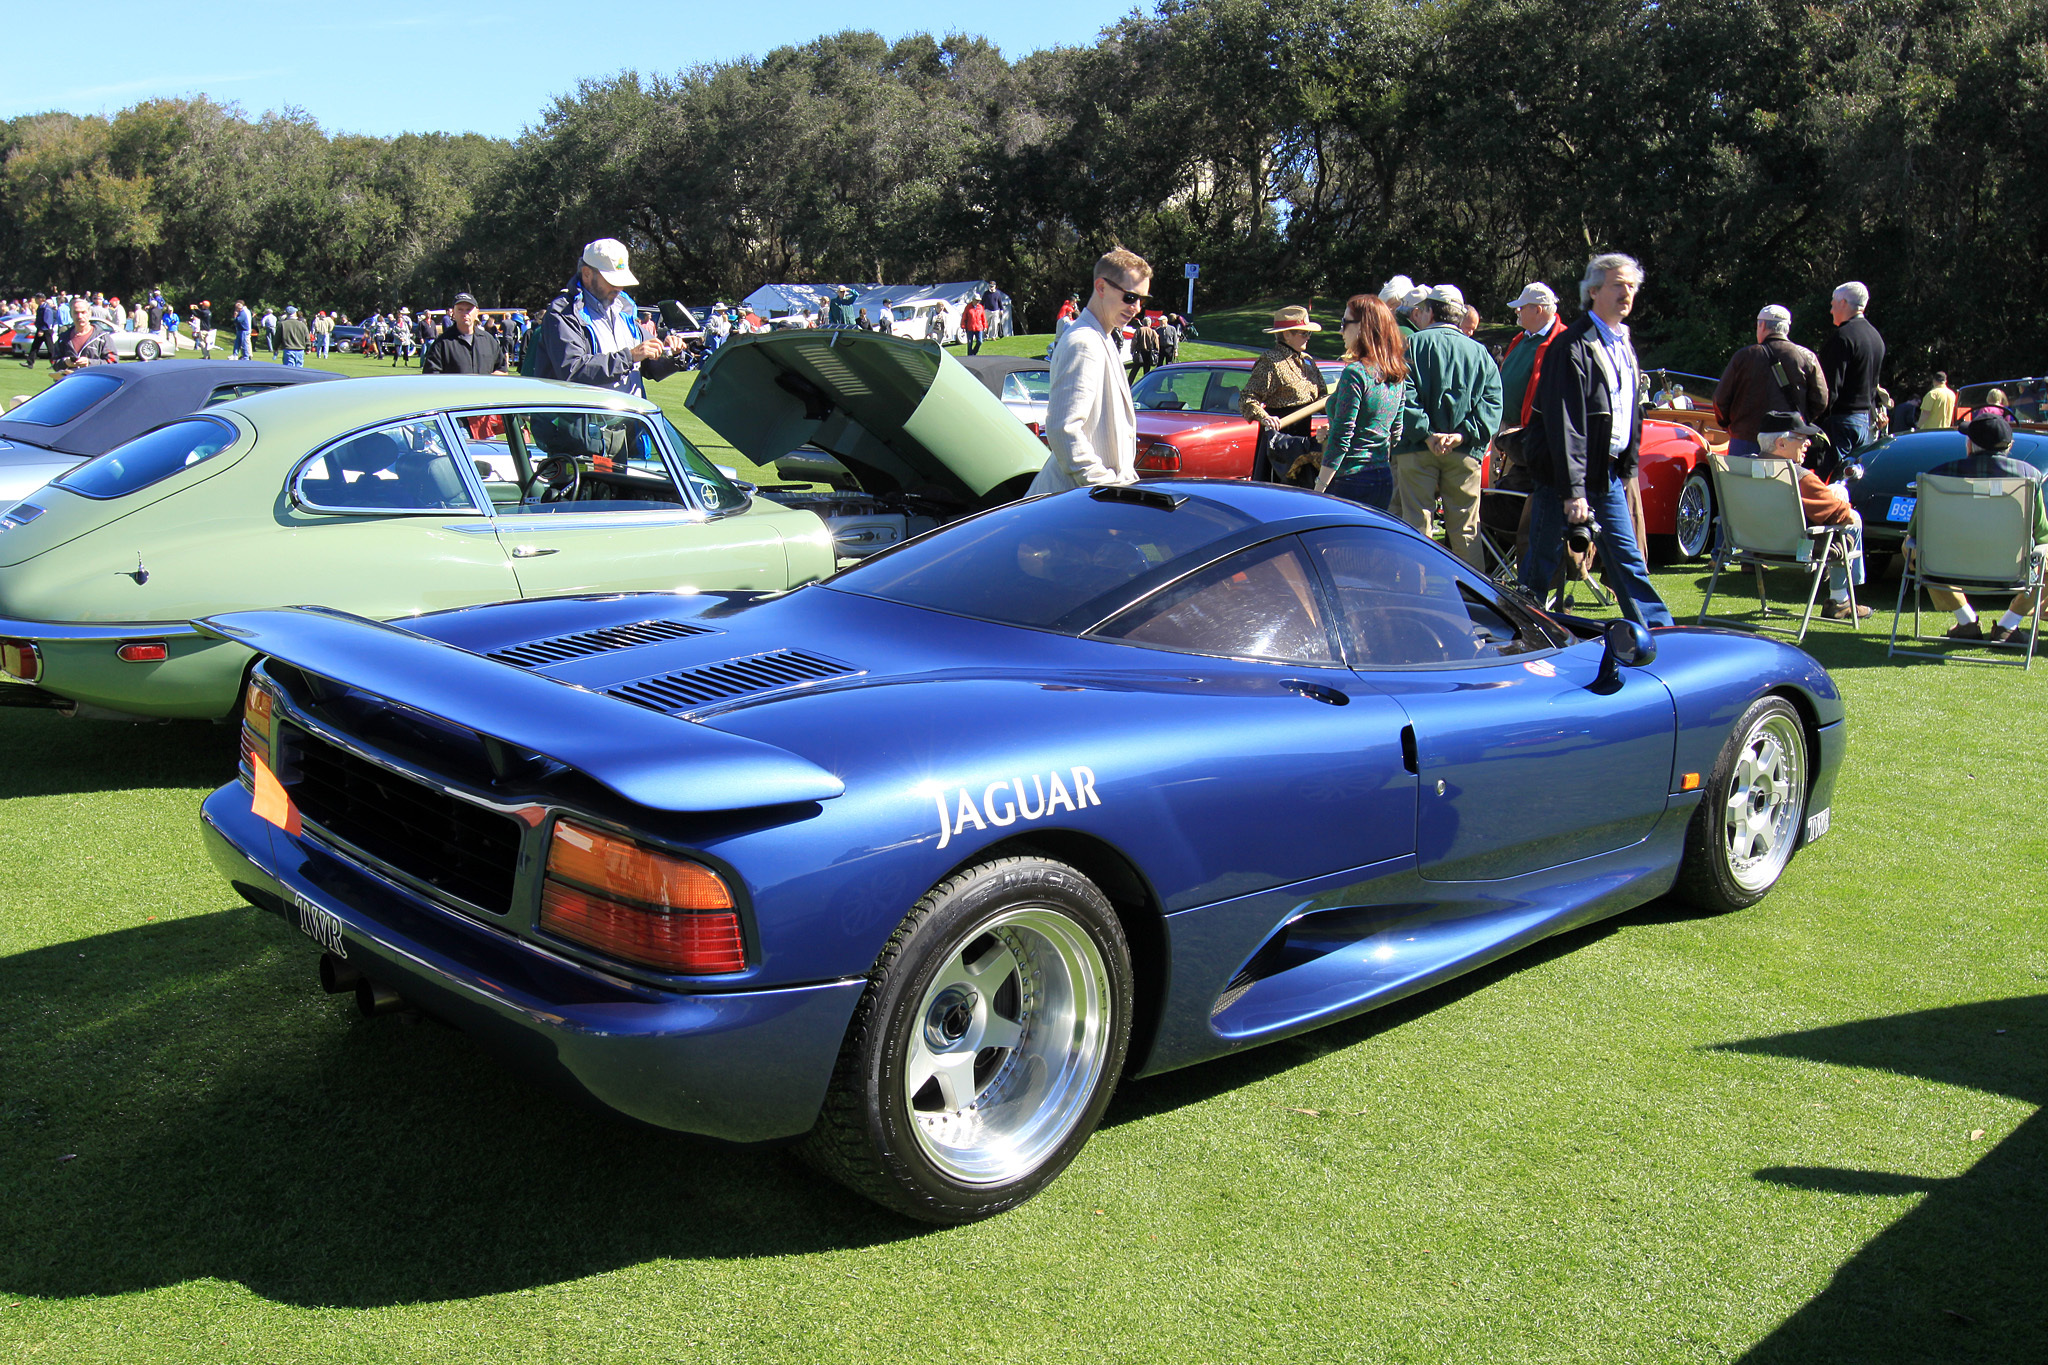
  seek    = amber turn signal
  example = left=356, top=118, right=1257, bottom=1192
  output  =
left=0, top=638, right=40, bottom=683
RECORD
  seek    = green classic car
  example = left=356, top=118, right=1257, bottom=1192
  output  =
left=0, top=341, right=1048, bottom=721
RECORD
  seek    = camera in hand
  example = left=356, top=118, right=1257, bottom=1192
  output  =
left=1567, top=516, right=1601, bottom=552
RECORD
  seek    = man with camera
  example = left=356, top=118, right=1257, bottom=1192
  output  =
left=1520, top=252, right=1674, bottom=629
left=531, top=238, right=683, bottom=395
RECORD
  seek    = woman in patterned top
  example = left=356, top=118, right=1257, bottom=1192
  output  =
left=1316, top=294, right=1408, bottom=510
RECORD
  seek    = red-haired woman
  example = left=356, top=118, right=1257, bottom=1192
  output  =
left=1317, top=294, right=1409, bottom=509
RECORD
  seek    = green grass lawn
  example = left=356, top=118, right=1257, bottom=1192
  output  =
left=3, top=359, right=2045, bottom=1361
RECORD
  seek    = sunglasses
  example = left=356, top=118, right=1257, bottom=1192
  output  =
left=1099, top=278, right=1149, bottom=306
left=1341, top=315, right=1363, bottom=326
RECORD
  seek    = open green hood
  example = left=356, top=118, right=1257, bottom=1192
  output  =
left=684, top=331, right=1048, bottom=504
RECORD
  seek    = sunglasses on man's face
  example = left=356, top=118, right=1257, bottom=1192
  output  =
left=1099, top=278, right=1148, bottom=306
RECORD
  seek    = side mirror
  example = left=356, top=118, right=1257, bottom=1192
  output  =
left=1593, top=619, right=1656, bottom=693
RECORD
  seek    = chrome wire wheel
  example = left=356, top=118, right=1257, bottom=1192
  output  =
left=1722, top=710, right=1807, bottom=894
left=905, top=905, right=1113, bottom=1186
left=1675, top=471, right=1714, bottom=559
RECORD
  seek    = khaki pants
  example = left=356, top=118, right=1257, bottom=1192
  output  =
left=1393, top=446, right=1485, bottom=570
left=1914, top=543, right=2045, bottom=618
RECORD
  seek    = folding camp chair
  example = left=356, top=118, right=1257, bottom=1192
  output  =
left=1888, top=472, right=2046, bottom=669
left=1697, top=453, right=1860, bottom=643
left=1478, top=437, right=1613, bottom=609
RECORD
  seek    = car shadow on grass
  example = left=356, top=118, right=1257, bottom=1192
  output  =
left=1715, top=995, right=2048, bottom=1362
left=0, top=909, right=919, bottom=1309
left=0, top=708, right=236, bottom=799
left=1108, top=895, right=1713, bottom=1127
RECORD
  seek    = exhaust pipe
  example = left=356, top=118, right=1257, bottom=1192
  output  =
left=355, top=978, right=408, bottom=1018
left=318, top=952, right=362, bottom=995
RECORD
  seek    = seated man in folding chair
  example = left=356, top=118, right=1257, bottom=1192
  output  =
left=1924, top=412, right=2048, bottom=645
left=1755, top=411, right=1870, bottom=620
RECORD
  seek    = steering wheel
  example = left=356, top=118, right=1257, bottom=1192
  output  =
left=530, top=455, right=581, bottom=503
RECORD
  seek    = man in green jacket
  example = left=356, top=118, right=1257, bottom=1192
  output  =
left=1498, top=282, right=1564, bottom=428
left=1394, top=284, right=1503, bottom=569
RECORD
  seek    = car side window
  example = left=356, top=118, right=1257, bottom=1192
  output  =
left=1202, top=370, right=1249, bottom=415
left=1092, top=537, right=1339, bottom=664
left=457, top=409, right=704, bottom=514
left=1304, top=526, right=1563, bottom=667
left=1133, top=368, right=1208, bottom=412
left=204, top=383, right=285, bottom=406
left=294, top=418, right=480, bottom=513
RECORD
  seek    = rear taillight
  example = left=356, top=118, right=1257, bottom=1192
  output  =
left=1136, top=442, right=1181, bottom=472
left=0, top=638, right=40, bottom=683
left=539, top=819, right=745, bottom=974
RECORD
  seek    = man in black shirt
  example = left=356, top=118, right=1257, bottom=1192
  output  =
left=420, top=294, right=506, bottom=375
left=1819, top=280, right=1885, bottom=463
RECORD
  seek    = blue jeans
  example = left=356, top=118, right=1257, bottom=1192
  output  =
left=1323, top=466, right=1393, bottom=511
left=1520, top=469, right=1675, bottom=628
left=1822, top=410, right=1872, bottom=462
left=281, top=349, right=305, bottom=367
left=234, top=328, right=251, bottom=359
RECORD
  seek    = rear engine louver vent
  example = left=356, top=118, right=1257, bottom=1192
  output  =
left=489, top=618, right=719, bottom=668
left=606, top=649, right=858, bottom=713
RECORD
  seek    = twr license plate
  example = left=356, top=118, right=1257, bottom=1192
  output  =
left=1805, top=808, right=1831, bottom=844
left=292, top=890, right=348, bottom=958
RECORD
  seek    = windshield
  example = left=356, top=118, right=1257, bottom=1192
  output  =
left=54, top=416, right=238, bottom=499
left=653, top=413, right=751, bottom=513
left=830, top=489, right=1258, bottom=629
left=3, top=372, right=122, bottom=427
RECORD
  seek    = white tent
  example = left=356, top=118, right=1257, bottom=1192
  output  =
left=742, top=283, right=874, bottom=320
left=851, top=281, right=990, bottom=342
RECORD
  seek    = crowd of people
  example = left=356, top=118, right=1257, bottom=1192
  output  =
left=1027, top=247, right=2041, bottom=638
left=12, top=240, right=2038, bottom=642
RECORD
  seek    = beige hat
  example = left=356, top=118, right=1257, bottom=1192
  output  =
left=1426, top=283, right=1466, bottom=309
left=1507, top=282, right=1558, bottom=309
left=1263, top=305, right=1323, bottom=334
left=581, top=237, right=639, bottom=288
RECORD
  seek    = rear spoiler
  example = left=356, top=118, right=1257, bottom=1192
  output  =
left=195, top=606, right=844, bottom=813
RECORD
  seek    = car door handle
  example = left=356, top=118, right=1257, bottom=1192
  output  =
left=510, top=546, right=560, bottom=558
left=1281, top=679, right=1349, bottom=706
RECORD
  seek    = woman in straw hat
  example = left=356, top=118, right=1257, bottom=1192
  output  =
left=1240, top=305, right=1328, bottom=484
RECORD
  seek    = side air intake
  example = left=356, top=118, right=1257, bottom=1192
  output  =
left=489, top=619, right=720, bottom=668
left=606, top=649, right=858, bottom=714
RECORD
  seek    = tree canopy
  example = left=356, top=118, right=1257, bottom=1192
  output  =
left=3, top=0, right=2043, bottom=376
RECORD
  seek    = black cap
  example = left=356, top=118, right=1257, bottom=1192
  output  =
left=452, top=292, right=478, bottom=307
left=1757, top=410, right=1823, bottom=445
left=1966, top=411, right=2013, bottom=451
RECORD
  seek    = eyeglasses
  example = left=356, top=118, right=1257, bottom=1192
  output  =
left=1098, top=277, right=1148, bottom=306
left=1341, top=316, right=1363, bottom=327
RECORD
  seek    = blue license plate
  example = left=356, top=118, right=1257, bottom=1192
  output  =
left=1887, top=495, right=1915, bottom=523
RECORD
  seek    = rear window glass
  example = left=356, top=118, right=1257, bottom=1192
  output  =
left=55, top=416, right=238, bottom=499
left=831, top=490, right=1257, bottom=628
left=4, top=372, right=121, bottom=426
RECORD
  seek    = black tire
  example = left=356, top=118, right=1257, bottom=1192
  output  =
left=800, top=856, right=1133, bottom=1223
left=1673, top=470, right=1715, bottom=561
left=1671, top=695, right=1809, bottom=913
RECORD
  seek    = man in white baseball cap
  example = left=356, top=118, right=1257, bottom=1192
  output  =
left=530, top=236, right=681, bottom=395
left=1499, top=282, right=1563, bottom=427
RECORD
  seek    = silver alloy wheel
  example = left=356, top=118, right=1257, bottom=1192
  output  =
left=905, top=905, right=1113, bottom=1185
left=135, top=338, right=159, bottom=362
left=1723, top=710, right=1806, bottom=893
left=1675, top=471, right=1713, bottom=559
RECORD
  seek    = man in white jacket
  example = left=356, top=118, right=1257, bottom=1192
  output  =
left=1028, top=247, right=1152, bottom=496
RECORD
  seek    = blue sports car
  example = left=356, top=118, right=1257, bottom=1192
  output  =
left=197, top=481, right=1846, bottom=1222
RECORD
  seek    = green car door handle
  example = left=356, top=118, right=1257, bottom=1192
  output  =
left=511, top=546, right=560, bottom=558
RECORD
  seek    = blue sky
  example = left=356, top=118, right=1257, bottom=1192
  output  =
left=5, top=1, right=1139, bottom=141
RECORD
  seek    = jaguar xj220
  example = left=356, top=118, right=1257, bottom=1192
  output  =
left=198, top=480, right=1845, bottom=1222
